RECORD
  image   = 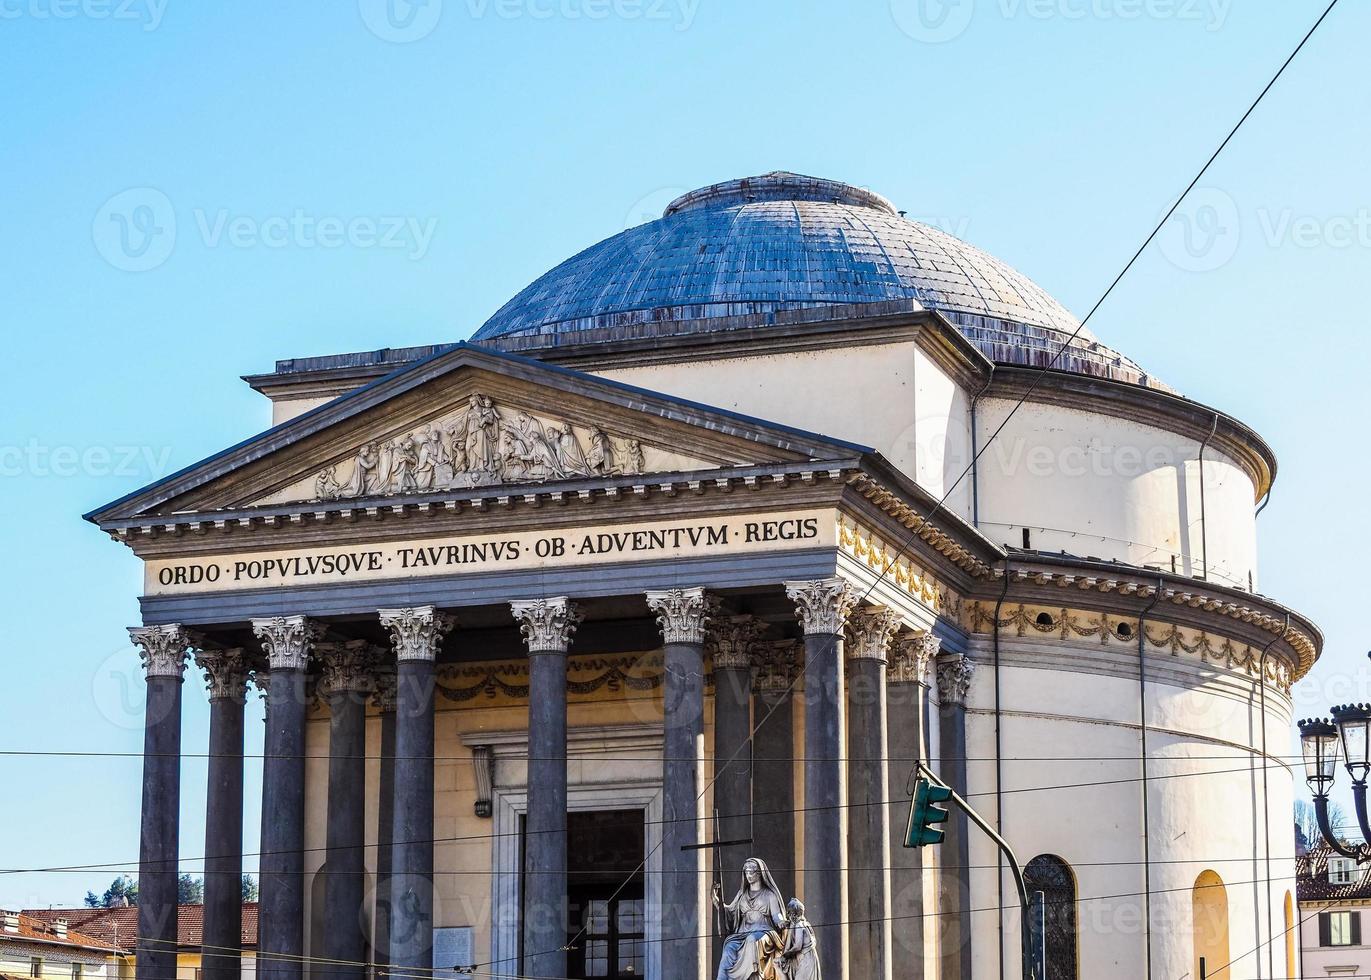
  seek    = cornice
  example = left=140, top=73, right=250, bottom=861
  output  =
left=986, top=365, right=1276, bottom=501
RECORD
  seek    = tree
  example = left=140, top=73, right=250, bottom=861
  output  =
left=178, top=874, right=203, bottom=904
left=241, top=874, right=258, bottom=903
left=88, top=875, right=138, bottom=908
left=1296, top=798, right=1349, bottom=851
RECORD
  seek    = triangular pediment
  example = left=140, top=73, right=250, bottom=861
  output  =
left=88, top=344, right=870, bottom=523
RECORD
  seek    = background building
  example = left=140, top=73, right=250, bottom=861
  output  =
left=1, top=910, right=123, bottom=980
left=1297, top=844, right=1371, bottom=978
left=90, top=172, right=1319, bottom=980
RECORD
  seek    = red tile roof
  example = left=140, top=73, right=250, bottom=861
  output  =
left=18, top=905, right=258, bottom=953
left=1296, top=843, right=1371, bottom=902
left=2, top=912, right=123, bottom=953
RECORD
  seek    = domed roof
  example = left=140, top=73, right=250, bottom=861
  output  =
left=474, top=172, right=1152, bottom=386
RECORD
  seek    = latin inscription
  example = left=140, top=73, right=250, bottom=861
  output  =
left=145, top=512, right=831, bottom=596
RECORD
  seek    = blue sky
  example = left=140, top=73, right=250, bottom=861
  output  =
left=2, top=0, right=1367, bottom=907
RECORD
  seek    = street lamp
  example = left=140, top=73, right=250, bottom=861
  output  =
left=1300, top=709, right=1371, bottom=862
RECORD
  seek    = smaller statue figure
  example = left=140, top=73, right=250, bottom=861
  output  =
left=586, top=425, right=615, bottom=475
left=345, top=443, right=379, bottom=497
left=315, top=464, right=344, bottom=501
left=389, top=435, right=419, bottom=493
left=779, top=898, right=819, bottom=980
left=553, top=421, right=591, bottom=477
left=621, top=438, right=645, bottom=476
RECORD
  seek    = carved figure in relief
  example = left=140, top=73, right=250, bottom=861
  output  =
left=622, top=438, right=645, bottom=476
left=463, top=395, right=501, bottom=475
left=315, top=464, right=344, bottom=501
left=414, top=425, right=452, bottom=490
left=586, top=426, right=615, bottom=475
left=503, top=411, right=560, bottom=481
left=554, top=422, right=590, bottom=477
left=713, top=857, right=786, bottom=980
left=345, top=443, right=380, bottom=497
left=445, top=420, right=469, bottom=473
left=390, top=434, right=419, bottom=493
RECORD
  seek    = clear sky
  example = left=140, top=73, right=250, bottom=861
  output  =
left=2, top=0, right=1367, bottom=908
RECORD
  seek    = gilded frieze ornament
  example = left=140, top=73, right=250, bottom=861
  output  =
left=846, top=606, right=903, bottom=663
left=936, top=654, right=975, bottom=706
left=251, top=616, right=324, bottom=671
left=645, top=588, right=712, bottom=646
left=785, top=578, right=857, bottom=636
left=193, top=647, right=250, bottom=703
left=510, top=596, right=582, bottom=653
left=379, top=605, right=456, bottom=662
left=129, top=624, right=193, bottom=680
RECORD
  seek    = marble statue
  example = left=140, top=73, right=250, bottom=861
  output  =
left=779, top=898, right=819, bottom=980
left=713, top=857, right=786, bottom=980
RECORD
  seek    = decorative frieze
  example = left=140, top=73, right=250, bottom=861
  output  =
left=193, top=648, right=250, bottom=702
left=316, top=639, right=382, bottom=697
left=888, top=631, right=941, bottom=686
left=129, top=624, right=193, bottom=679
left=308, top=393, right=693, bottom=503
left=437, top=651, right=667, bottom=703
left=378, top=606, right=456, bottom=662
left=510, top=597, right=582, bottom=653
left=251, top=616, right=323, bottom=671
left=707, top=614, right=767, bottom=670
left=837, top=515, right=962, bottom=621
left=936, top=654, right=975, bottom=707
left=845, top=606, right=903, bottom=664
left=785, top=578, right=857, bottom=636
left=644, top=588, right=712, bottom=646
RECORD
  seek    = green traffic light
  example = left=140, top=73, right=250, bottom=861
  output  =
left=905, top=777, right=954, bottom=847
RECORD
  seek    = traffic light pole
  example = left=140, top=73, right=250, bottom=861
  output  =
left=913, top=763, right=1045, bottom=980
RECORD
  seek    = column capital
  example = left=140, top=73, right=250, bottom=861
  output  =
left=784, top=578, right=857, bottom=636
left=510, top=596, right=581, bottom=653
left=129, top=624, right=193, bottom=680
left=888, top=631, right=941, bottom=685
left=645, top=588, right=712, bottom=646
left=372, top=668, right=398, bottom=712
left=316, top=640, right=382, bottom=697
left=707, top=613, right=767, bottom=670
left=845, top=606, right=902, bottom=665
left=378, top=606, right=456, bottom=662
left=194, top=648, right=250, bottom=703
left=251, top=616, right=324, bottom=671
left=936, top=653, right=975, bottom=707
left=752, top=639, right=801, bottom=706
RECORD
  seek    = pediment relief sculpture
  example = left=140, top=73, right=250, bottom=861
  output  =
left=303, top=394, right=715, bottom=503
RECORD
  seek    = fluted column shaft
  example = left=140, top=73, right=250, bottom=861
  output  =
left=131, top=626, right=191, bottom=980
left=319, top=640, right=379, bottom=980
left=786, top=579, right=856, bottom=980
left=196, top=649, right=250, bottom=980
left=647, top=589, right=711, bottom=980
left=379, top=608, right=454, bottom=978
left=752, top=641, right=799, bottom=901
left=845, top=608, right=901, bottom=980
left=709, top=616, right=762, bottom=884
left=511, top=597, right=580, bottom=980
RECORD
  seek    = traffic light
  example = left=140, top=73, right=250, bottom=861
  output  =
left=905, top=776, right=953, bottom=847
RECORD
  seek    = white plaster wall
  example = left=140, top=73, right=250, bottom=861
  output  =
left=271, top=396, right=336, bottom=427
left=595, top=341, right=976, bottom=523
left=958, top=634, right=1296, bottom=979
left=973, top=398, right=1261, bottom=591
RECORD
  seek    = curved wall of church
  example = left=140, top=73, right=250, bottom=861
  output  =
left=956, top=623, right=1294, bottom=979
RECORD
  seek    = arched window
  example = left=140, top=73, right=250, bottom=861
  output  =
left=1024, top=854, right=1078, bottom=980
left=1192, top=870, right=1231, bottom=978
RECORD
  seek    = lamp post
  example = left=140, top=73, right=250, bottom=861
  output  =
left=1299, top=704, right=1371, bottom=862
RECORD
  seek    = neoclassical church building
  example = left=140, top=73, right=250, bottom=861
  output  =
left=90, top=173, right=1319, bottom=980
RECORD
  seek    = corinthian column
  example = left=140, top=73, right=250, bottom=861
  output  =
left=510, top=597, right=581, bottom=980
left=378, top=607, right=455, bottom=978
left=751, top=640, right=799, bottom=900
left=845, top=606, right=901, bottom=980
left=194, top=648, right=250, bottom=980
left=708, top=615, right=765, bottom=895
left=936, top=653, right=976, bottom=980
left=252, top=616, right=322, bottom=980
left=646, top=588, right=711, bottom=980
left=318, top=639, right=381, bottom=980
left=785, top=578, right=856, bottom=980
left=887, top=632, right=939, bottom=977
left=130, top=625, right=192, bottom=980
